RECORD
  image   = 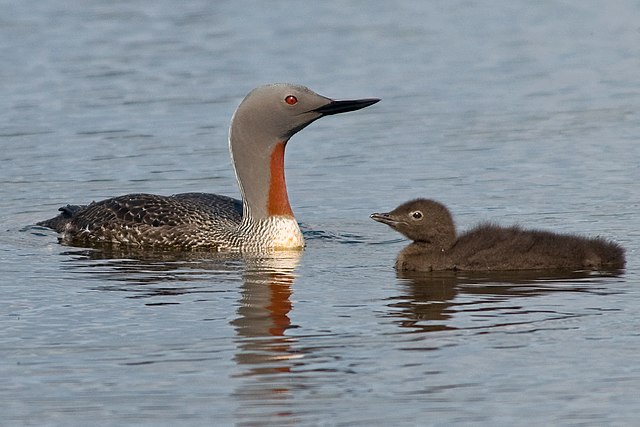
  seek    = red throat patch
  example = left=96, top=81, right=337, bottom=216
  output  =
left=267, top=142, right=294, bottom=217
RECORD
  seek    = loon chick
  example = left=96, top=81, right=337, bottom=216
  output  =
left=38, top=84, right=379, bottom=251
left=371, top=198, right=625, bottom=271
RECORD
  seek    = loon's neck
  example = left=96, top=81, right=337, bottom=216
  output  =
left=229, top=129, right=303, bottom=249
left=267, top=142, right=294, bottom=217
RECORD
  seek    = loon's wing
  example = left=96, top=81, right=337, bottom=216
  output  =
left=38, top=193, right=243, bottom=233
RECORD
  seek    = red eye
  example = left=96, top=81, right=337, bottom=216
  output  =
left=284, top=95, right=298, bottom=105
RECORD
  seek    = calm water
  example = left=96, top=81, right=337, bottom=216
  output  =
left=2, top=1, right=640, bottom=425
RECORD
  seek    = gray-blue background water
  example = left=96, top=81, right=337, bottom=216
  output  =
left=2, top=1, right=639, bottom=425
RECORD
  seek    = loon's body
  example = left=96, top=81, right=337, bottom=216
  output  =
left=371, top=199, right=625, bottom=271
left=40, top=193, right=247, bottom=249
left=38, top=84, right=379, bottom=251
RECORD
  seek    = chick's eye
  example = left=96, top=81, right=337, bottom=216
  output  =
left=411, top=211, right=423, bottom=220
left=284, top=95, right=298, bottom=105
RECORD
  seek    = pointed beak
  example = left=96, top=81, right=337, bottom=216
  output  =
left=370, top=212, right=398, bottom=227
left=314, top=98, right=380, bottom=116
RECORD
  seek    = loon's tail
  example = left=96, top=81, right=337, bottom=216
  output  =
left=37, top=205, right=85, bottom=232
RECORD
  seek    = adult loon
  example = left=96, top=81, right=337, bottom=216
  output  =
left=371, top=198, right=625, bottom=271
left=38, top=84, right=379, bottom=251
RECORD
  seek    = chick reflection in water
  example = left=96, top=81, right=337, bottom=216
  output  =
left=389, top=269, right=615, bottom=334
left=371, top=199, right=625, bottom=272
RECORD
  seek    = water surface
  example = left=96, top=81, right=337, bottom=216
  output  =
left=2, top=1, right=640, bottom=425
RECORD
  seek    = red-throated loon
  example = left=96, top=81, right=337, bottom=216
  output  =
left=38, top=84, right=379, bottom=251
left=371, top=198, right=625, bottom=271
